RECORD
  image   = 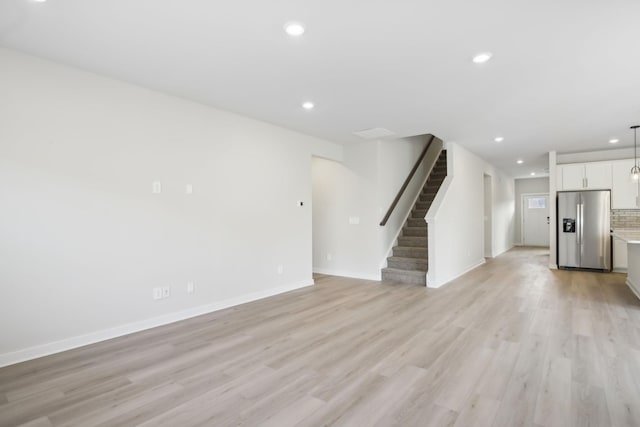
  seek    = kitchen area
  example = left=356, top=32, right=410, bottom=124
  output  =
left=554, top=140, right=640, bottom=299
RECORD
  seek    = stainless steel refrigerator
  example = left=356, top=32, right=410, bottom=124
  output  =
left=557, top=190, right=611, bottom=271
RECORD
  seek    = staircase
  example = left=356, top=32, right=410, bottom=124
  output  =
left=381, top=150, right=447, bottom=285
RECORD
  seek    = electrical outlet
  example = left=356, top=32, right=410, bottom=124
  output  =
left=327, top=253, right=332, bottom=261
left=277, top=265, right=284, bottom=275
left=152, top=181, right=162, bottom=194
left=162, top=286, right=171, bottom=298
left=187, top=281, right=194, bottom=294
left=185, top=184, right=193, bottom=194
left=153, top=287, right=162, bottom=300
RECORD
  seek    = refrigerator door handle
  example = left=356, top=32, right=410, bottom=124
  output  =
left=576, top=204, right=581, bottom=245
left=579, top=203, right=584, bottom=246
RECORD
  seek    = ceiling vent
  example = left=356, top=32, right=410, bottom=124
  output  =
left=352, top=127, right=395, bottom=140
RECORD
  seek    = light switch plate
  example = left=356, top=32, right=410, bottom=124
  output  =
left=152, top=181, right=162, bottom=194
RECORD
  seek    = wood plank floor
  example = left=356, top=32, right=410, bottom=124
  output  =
left=2, top=247, right=640, bottom=426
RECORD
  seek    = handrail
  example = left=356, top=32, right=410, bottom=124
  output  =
left=379, top=134, right=436, bottom=226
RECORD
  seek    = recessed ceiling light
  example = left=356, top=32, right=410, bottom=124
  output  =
left=302, top=101, right=314, bottom=110
left=494, top=136, right=504, bottom=142
left=30, top=0, right=47, bottom=2
left=530, top=172, right=536, bottom=176
left=472, top=52, right=493, bottom=64
left=517, top=159, right=524, bottom=164
left=284, top=22, right=305, bottom=37
left=609, top=138, right=619, bottom=144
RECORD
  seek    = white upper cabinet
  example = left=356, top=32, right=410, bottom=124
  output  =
left=560, top=164, right=586, bottom=189
left=585, top=162, right=613, bottom=189
left=611, top=159, right=639, bottom=209
left=558, top=162, right=612, bottom=191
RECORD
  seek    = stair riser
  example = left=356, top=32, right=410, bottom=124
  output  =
left=393, top=247, right=428, bottom=258
left=403, top=228, right=427, bottom=237
left=423, top=183, right=443, bottom=190
left=382, top=270, right=426, bottom=285
left=408, top=218, right=426, bottom=227
left=388, top=259, right=428, bottom=271
left=415, top=202, right=431, bottom=210
left=398, top=237, right=427, bottom=247
left=423, top=185, right=442, bottom=193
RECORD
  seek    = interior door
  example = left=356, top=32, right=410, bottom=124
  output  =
left=523, top=194, right=550, bottom=247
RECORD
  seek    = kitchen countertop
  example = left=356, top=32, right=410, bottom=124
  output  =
left=612, top=229, right=640, bottom=244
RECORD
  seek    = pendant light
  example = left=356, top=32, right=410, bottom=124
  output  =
left=632, top=125, right=640, bottom=181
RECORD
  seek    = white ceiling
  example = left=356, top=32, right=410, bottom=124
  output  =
left=1, top=0, right=640, bottom=178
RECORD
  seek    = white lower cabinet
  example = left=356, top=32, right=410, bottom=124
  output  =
left=613, top=238, right=628, bottom=272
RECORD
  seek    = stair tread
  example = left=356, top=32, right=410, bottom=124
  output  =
left=388, top=256, right=428, bottom=262
left=382, top=267, right=427, bottom=276
left=393, top=246, right=428, bottom=253
left=399, top=238, right=427, bottom=244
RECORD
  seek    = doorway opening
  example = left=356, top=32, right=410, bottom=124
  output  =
left=483, top=174, right=493, bottom=258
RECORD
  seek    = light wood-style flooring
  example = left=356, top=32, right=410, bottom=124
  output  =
left=2, top=247, right=640, bottom=426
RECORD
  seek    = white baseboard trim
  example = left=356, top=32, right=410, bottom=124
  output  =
left=627, top=278, right=640, bottom=301
left=490, top=245, right=515, bottom=258
left=0, top=279, right=314, bottom=368
left=313, top=268, right=381, bottom=281
left=427, top=258, right=486, bottom=289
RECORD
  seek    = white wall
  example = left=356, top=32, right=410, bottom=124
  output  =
left=427, top=142, right=515, bottom=288
left=514, top=177, right=550, bottom=245
left=557, top=147, right=635, bottom=164
left=311, top=136, right=435, bottom=280
left=486, top=166, right=515, bottom=257
left=0, top=48, right=343, bottom=366
left=311, top=142, right=380, bottom=279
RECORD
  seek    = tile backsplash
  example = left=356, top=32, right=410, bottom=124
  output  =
left=611, top=209, right=640, bottom=229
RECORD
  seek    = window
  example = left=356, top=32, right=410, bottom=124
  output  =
left=528, top=197, right=546, bottom=209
